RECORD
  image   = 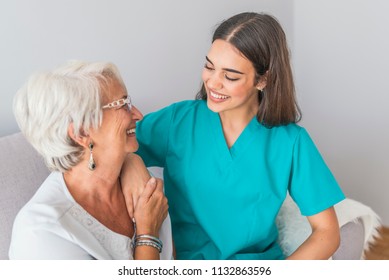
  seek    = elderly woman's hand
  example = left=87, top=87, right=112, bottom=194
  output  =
left=121, top=153, right=151, bottom=219
left=133, top=177, right=168, bottom=237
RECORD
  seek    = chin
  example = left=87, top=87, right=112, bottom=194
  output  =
left=206, top=99, right=223, bottom=113
left=126, top=140, right=139, bottom=153
left=129, top=145, right=139, bottom=153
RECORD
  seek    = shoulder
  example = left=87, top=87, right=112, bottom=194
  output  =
left=171, top=99, right=204, bottom=109
left=152, top=100, right=204, bottom=116
left=9, top=172, right=79, bottom=259
left=14, top=172, right=75, bottom=227
left=142, top=100, right=206, bottom=127
left=169, top=100, right=207, bottom=120
left=262, top=123, right=305, bottom=143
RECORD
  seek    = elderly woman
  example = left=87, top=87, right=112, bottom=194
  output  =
left=9, top=61, right=173, bottom=260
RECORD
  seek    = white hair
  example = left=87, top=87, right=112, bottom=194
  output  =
left=13, top=60, right=125, bottom=172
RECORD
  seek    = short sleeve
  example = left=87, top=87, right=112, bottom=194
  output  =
left=136, top=104, right=175, bottom=167
left=288, top=128, right=345, bottom=216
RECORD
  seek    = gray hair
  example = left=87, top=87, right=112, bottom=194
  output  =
left=13, top=60, right=125, bottom=172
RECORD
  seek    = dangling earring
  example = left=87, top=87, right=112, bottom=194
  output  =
left=88, top=142, right=96, bottom=171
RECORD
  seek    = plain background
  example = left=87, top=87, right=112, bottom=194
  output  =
left=0, top=0, right=388, bottom=224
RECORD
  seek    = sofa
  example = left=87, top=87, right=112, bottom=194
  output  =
left=0, top=132, right=381, bottom=259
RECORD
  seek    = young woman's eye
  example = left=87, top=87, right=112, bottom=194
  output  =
left=225, top=74, right=239, bottom=81
left=204, top=63, right=214, bottom=70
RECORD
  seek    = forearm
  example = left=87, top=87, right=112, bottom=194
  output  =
left=133, top=225, right=163, bottom=260
left=286, top=226, right=340, bottom=260
left=134, top=246, right=160, bottom=260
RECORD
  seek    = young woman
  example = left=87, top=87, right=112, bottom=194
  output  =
left=124, top=12, right=345, bottom=260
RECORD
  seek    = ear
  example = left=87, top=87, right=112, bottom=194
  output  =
left=256, top=71, right=268, bottom=91
left=67, top=123, right=90, bottom=149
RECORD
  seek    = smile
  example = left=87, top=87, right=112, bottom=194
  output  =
left=126, top=128, right=136, bottom=135
left=210, top=91, right=229, bottom=100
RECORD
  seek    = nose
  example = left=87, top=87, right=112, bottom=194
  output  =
left=130, top=105, right=144, bottom=122
left=203, top=70, right=223, bottom=91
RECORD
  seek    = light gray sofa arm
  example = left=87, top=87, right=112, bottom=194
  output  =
left=0, top=132, right=50, bottom=259
left=332, top=218, right=365, bottom=260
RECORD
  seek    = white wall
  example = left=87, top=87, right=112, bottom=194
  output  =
left=0, top=0, right=293, bottom=136
left=293, top=0, right=389, bottom=224
left=1, top=0, right=387, bottom=224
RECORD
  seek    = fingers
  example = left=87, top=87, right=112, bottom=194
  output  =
left=133, top=177, right=168, bottom=236
left=153, top=178, right=169, bottom=220
left=149, top=178, right=168, bottom=213
left=154, top=178, right=164, bottom=192
left=139, top=177, right=157, bottom=202
left=121, top=153, right=151, bottom=219
left=128, top=177, right=161, bottom=219
left=126, top=195, right=135, bottom=220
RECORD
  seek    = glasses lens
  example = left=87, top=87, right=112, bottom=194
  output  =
left=127, top=96, right=132, bottom=111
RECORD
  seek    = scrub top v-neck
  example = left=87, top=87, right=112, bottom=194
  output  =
left=136, top=100, right=345, bottom=260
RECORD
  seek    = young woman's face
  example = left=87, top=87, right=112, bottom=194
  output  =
left=202, top=39, right=262, bottom=117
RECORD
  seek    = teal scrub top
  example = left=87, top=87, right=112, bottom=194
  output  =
left=136, top=100, right=345, bottom=260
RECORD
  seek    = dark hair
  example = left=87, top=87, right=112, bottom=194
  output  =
left=196, top=12, right=301, bottom=127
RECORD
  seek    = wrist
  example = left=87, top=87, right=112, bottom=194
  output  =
left=132, top=234, right=163, bottom=257
left=135, top=223, right=159, bottom=238
left=131, top=220, right=163, bottom=257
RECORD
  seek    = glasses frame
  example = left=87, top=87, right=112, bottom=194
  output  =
left=102, top=96, right=132, bottom=111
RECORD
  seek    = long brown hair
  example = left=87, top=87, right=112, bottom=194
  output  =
left=196, top=12, right=301, bottom=127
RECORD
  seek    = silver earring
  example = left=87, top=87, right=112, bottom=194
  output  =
left=88, top=142, right=96, bottom=171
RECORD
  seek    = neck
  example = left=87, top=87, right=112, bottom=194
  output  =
left=63, top=163, right=133, bottom=237
left=63, top=158, right=123, bottom=204
left=219, top=105, right=257, bottom=130
left=218, top=103, right=258, bottom=149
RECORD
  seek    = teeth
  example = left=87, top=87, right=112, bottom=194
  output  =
left=210, top=91, right=229, bottom=100
left=126, top=128, right=135, bottom=135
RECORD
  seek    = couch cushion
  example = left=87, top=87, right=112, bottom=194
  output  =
left=0, top=132, right=49, bottom=259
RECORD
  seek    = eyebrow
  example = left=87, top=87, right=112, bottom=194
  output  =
left=205, top=56, right=245, bottom=75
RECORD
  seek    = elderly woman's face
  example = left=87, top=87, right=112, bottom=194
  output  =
left=91, top=78, right=143, bottom=162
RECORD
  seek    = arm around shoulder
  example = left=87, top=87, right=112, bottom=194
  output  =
left=121, top=153, right=151, bottom=219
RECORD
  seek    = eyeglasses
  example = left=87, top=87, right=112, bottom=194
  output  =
left=102, top=96, right=132, bottom=112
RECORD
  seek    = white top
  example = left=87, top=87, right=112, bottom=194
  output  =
left=9, top=172, right=173, bottom=260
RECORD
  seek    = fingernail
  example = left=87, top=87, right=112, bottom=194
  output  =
left=150, top=177, right=156, bottom=186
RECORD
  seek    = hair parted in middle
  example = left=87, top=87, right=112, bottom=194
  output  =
left=196, top=12, right=301, bottom=127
